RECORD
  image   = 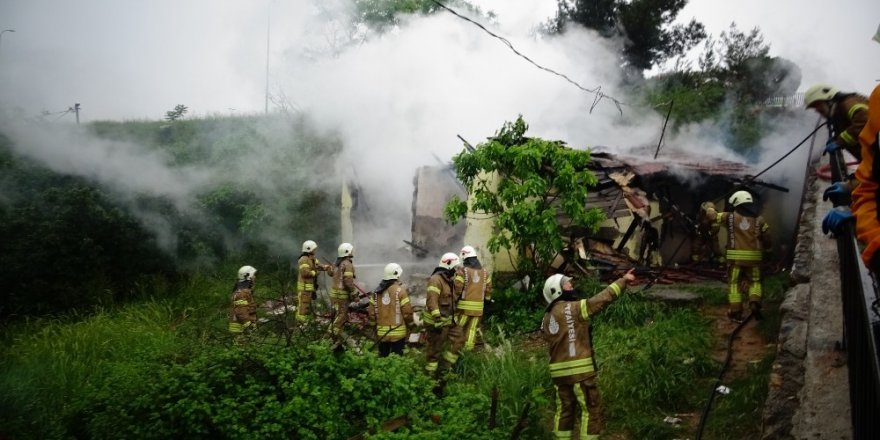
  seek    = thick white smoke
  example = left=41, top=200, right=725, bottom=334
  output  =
left=0, top=0, right=827, bottom=269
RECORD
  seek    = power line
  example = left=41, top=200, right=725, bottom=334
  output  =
left=429, top=0, right=625, bottom=115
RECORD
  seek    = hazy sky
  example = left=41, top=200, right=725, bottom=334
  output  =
left=0, top=0, right=877, bottom=123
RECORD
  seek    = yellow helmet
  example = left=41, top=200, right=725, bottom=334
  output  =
left=728, top=190, right=753, bottom=207
left=804, top=84, right=839, bottom=108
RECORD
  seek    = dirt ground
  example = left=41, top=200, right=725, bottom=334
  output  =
left=703, top=304, right=773, bottom=378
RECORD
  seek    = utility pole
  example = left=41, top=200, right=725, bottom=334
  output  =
left=264, top=1, right=271, bottom=114
left=74, top=103, right=80, bottom=124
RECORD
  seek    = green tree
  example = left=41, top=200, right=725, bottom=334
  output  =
left=553, top=0, right=706, bottom=71
left=164, top=104, right=188, bottom=121
left=444, top=116, right=604, bottom=282
left=702, top=23, right=801, bottom=102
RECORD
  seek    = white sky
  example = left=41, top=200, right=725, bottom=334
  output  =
left=0, top=0, right=877, bottom=122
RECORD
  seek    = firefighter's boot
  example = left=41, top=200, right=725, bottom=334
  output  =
left=749, top=301, right=763, bottom=321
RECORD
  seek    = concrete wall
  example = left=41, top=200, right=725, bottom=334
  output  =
left=761, top=163, right=851, bottom=439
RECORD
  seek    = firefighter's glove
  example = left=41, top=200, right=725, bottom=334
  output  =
left=822, top=182, right=851, bottom=207
left=823, top=140, right=842, bottom=156
left=821, top=207, right=854, bottom=236
left=311, top=291, right=317, bottom=300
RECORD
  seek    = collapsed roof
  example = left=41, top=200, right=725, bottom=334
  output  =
left=409, top=148, right=785, bottom=282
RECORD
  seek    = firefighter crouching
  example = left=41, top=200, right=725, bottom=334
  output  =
left=422, top=252, right=461, bottom=376
left=228, top=265, right=258, bottom=335
left=542, top=269, right=635, bottom=440
left=330, top=242, right=357, bottom=333
left=703, top=191, right=770, bottom=322
left=368, top=263, right=414, bottom=357
left=296, top=240, right=333, bottom=323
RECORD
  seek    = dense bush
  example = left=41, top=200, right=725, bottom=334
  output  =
left=0, top=142, right=175, bottom=316
left=0, top=113, right=342, bottom=317
left=85, top=341, right=436, bottom=439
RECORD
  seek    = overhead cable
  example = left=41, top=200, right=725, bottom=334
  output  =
left=429, top=0, right=625, bottom=115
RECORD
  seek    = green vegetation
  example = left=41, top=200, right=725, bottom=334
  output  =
left=552, top=0, right=707, bottom=71
left=0, top=114, right=341, bottom=317
left=0, top=260, right=788, bottom=439
left=445, top=116, right=605, bottom=283
left=0, top=108, right=791, bottom=438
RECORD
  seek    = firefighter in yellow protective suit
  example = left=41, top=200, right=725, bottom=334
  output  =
left=228, top=265, right=258, bottom=335
left=296, top=240, right=332, bottom=323
left=422, top=252, right=461, bottom=376
left=804, top=83, right=869, bottom=161
left=703, top=191, right=770, bottom=322
left=368, top=263, right=414, bottom=357
left=541, top=270, right=635, bottom=440
left=329, top=242, right=357, bottom=333
left=437, top=245, right=492, bottom=375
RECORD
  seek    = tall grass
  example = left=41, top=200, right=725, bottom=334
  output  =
left=701, top=354, right=774, bottom=439
left=0, top=305, right=180, bottom=437
left=452, top=335, right=553, bottom=439
left=595, top=298, right=717, bottom=439
left=0, top=271, right=232, bottom=438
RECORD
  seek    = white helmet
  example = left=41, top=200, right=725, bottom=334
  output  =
left=728, top=190, right=753, bottom=207
left=302, top=240, right=318, bottom=253
left=338, top=242, right=354, bottom=258
left=460, top=245, right=477, bottom=259
left=804, top=84, right=839, bottom=108
left=383, top=263, right=403, bottom=280
left=237, top=265, right=257, bottom=281
left=439, top=252, right=460, bottom=270
left=543, top=274, right=569, bottom=305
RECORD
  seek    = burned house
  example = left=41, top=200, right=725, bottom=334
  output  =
left=409, top=147, right=787, bottom=281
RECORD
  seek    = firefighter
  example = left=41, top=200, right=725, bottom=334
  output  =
left=437, top=245, right=492, bottom=376
left=296, top=240, right=332, bottom=323
left=703, top=191, right=770, bottom=322
left=368, top=263, right=414, bottom=357
left=805, top=83, right=869, bottom=161
left=329, top=242, right=357, bottom=333
left=228, top=265, right=258, bottom=335
left=829, top=33, right=880, bottom=271
left=691, top=201, right=723, bottom=265
left=542, top=269, right=635, bottom=440
left=848, top=50, right=880, bottom=272
left=422, top=252, right=461, bottom=376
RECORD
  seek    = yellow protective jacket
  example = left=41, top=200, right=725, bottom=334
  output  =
left=456, top=266, right=492, bottom=317
left=422, top=269, right=457, bottom=328
left=830, top=93, right=869, bottom=160
left=853, top=84, right=880, bottom=268
left=541, top=277, right=628, bottom=385
left=368, top=281, right=414, bottom=342
left=297, top=254, right=327, bottom=294
left=228, top=281, right=256, bottom=332
left=705, top=208, right=768, bottom=267
left=330, top=258, right=356, bottom=301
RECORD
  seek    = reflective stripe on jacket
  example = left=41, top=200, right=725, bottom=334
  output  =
left=457, top=266, right=492, bottom=317
left=368, top=282, right=414, bottom=342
